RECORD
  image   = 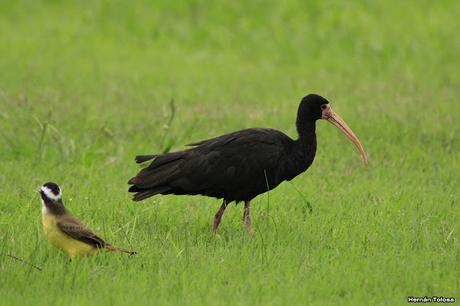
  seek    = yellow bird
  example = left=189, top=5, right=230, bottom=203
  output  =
left=39, top=182, right=136, bottom=258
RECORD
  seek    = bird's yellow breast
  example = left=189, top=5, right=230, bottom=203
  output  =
left=42, top=213, right=98, bottom=258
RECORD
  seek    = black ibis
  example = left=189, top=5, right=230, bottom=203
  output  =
left=128, top=94, right=367, bottom=235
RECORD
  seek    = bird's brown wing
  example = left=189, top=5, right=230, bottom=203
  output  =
left=57, top=214, right=106, bottom=249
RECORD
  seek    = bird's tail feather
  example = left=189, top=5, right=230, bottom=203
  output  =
left=135, top=155, right=157, bottom=164
left=130, top=186, right=171, bottom=201
left=106, top=244, right=137, bottom=255
left=128, top=151, right=184, bottom=201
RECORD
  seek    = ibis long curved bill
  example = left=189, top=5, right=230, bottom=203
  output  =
left=321, top=105, right=368, bottom=165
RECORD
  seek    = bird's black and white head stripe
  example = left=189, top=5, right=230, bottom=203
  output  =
left=40, top=182, right=61, bottom=201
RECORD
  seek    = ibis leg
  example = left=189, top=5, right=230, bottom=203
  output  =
left=212, top=200, right=227, bottom=235
left=243, top=201, right=255, bottom=236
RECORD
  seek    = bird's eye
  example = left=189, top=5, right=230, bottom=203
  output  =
left=321, top=104, right=327, bottom=110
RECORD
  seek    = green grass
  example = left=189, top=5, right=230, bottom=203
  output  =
left=0, top=1, right=459, bottom=305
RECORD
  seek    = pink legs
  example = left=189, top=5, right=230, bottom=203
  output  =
left=212, top=200, right=227, bottom=235
left=212, top=200, right=254, bottom=236
left=243, top=201, right=254, bottom=236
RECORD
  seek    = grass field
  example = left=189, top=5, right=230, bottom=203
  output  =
left=0, top=1, right=459, bottom=305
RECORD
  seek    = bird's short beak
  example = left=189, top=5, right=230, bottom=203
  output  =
left=321, top=105, right=368, bottom=165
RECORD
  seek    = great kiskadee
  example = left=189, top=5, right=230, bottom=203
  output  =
left=40, top=182, right=136, bottom=258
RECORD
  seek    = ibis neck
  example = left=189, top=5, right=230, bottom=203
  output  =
left=290, top=119, right=317, bottom=171
left=296, top=119, right=316, bottom=145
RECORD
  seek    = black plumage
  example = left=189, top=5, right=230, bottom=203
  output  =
left=128, top=94, right=367, bottom=234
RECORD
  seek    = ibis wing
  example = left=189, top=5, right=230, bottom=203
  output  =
left=57, top=215, right=106, bottom=249
left=168, top=129, right=291, bottom=193
left=129, top=128, right=294, bottom=201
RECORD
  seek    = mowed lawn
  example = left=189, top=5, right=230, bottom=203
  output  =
left=0, top=1, right=459, bottom=305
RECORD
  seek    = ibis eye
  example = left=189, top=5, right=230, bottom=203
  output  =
left=321, top=104, right=327, bottom=110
